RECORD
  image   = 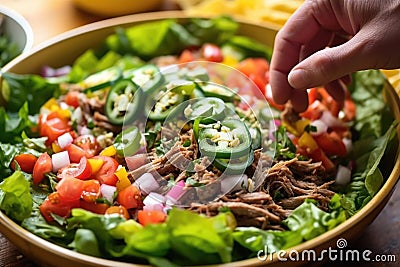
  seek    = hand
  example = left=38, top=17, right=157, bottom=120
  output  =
left=269, top=0, right=400, bottom=112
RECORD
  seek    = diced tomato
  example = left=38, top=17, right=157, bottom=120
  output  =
left=10, top=154, right=38, bottom=173
left=310, top=147, right=335, bottom=171
left=201, top=43, right=223, bottom=62
left=117, top=184, right=142, bottom=209
left=69, top=157, right=92, bottom=180
left=32, top=152, right=53, bottom=184
left=74, top=135, right=101, bottom=159
left=343, top=98, right=356, bottom=122
left=137, top=210, right=166, bottom=226
left=105, top=205, right=130, bottom=220
left=66, top=144, right=86, bottom=163
left=79, top=200, right=109, bottom=215
left=314, top=132, right=347, bottom=157
left=65, top=91, right=80, bottom=108
left=39, top=192, right=80, bottom=222
left=236, top=58, right=270, bottom=97
left=81, top=179, right=101, bottom=202
left=92, top=156, right=119, bottom=186
left=179, top=49, right=195, bottom=63
left=56, top=176, right=85, bottom=202
left=39, top=112, right=71, bottom=146
left=300, top=100, right=324, bottom=121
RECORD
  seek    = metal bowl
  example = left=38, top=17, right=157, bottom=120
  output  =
left=0, top=11, right=399, bottom=267
left=0, top=5, right=33, bottom=64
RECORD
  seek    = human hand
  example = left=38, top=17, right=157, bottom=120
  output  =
left=269, top=0, right=400, bottom=112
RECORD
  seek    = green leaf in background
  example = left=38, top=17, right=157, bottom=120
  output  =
left=0, top=170, right=32, bottom=222
left=1, top=72, right=59, bottom=115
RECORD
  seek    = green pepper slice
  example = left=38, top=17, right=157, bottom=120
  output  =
left=114, top=125, right=141, bottom=157
left=124, top=64, right=164, bottom=94
left=105, top=79, right=140, bottom=125
left=82, top=67, right=122, bottom=93
left=185, top=97, right=226, bottom=123
left=198, top=83, right=238, bottom=102
left=213, top=152, right=254, bottom=174
left=197, top=118, right=252, bottom=159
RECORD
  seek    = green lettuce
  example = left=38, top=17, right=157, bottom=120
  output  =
left=0, top=171, right=32, bottom=222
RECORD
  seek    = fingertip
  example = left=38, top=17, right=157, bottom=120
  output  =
left=269, top=70, right=293, bottom=105
left=288, top=69, right=311, bottom=89
left=325, top=79, right=346, bottom=103
left=290, top=89, right=309, bottom=113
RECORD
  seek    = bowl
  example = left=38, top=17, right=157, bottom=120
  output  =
left=0, top=11, right=399, bottom=267
left=72, top=0, right=164, bottom=18
left=0, top=5, right=33, bottom=66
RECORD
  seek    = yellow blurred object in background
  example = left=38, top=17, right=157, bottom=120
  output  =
left=72, top=0, right=163, bottom=17
left=175, top=0, right=303, bottom=28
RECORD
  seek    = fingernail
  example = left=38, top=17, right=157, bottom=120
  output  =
left=288, top=69, right=311, bottom=89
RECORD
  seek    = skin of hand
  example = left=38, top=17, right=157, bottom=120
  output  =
left=269, top=0, right=400, bottom=112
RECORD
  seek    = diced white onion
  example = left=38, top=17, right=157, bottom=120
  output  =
left=52, top=151, right=70, bottom=172
left=165, top=180, right=186, bottom=203
left=320, top=110, right=344, bottom=128
left=342, top=137, right=352, bottom=154
left=133, top=173, right=160, bottom=195
left=143, top=193, right=166, bottom=211
left=72, top=107, right=83, bottom=124
left=335, top=165, right=352, bottom=185
left=100, top=184, right=117, bottom=203
left=57, top=132, right=73, bottom=149
left=310, top=119, right=328, bottom=136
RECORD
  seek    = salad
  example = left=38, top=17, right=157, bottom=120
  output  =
left=0, top=17, right=397, bottom=266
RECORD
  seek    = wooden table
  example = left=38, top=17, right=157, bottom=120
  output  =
left=0, top=0, right=399, bottom=266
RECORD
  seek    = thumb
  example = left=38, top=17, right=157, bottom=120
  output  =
left=288, top=33, right=373, bottom=90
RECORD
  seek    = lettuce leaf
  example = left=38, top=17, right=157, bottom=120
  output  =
left=0, top=171, right=32, bottom=222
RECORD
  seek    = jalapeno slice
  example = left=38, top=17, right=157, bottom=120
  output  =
left=124, top=64, right=164, bottom=94
left=147, top=81, right=194, bottom=121
left=114, top=125, right=141, bottom=157
left=197, top=119, right=252, bottom=159
left=185, top=97, right=226, bottom=123
left=199, top=83, right=238, bottom=102
left=105, top=79, right=140, bottom=125
left=82, top=67, right=122, bottom=93
left=213, top=152, right=254, bottom=174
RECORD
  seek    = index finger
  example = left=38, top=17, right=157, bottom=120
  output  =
left=270, top=1, right=330, bottom=104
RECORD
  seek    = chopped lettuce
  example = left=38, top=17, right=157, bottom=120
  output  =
left=0, top=171, right=32, bottom=222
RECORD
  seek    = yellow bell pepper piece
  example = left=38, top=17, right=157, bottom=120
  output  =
left=100, top=145, right=117, bottom=157
left=298, top=132, right=318, bottom=152
left=43, top=98, right=59, bottom=111
left=88, top=158, right=104, bottom=175
left=115, top=166, right=131, bottom=191
left=52, top=142, right=63, bottom=153
left=294, top=119, right=311, bottom=135
left=281, top=119, right=300, bottom=136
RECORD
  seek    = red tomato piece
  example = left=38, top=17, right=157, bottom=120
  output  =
left=74, top=135, right=101, bottom=159
left=39, top=192, right=80, bottom=222
left=66, top=143, right=86, bottom=163
left=179, top=49, right=196, bottom=63
left=11, top=154, right=38, bottom=173
left=314, top=132, right=347, bottom=157
left=39, top=113, right=71, bottom=146
left=56, top=176, right=85, bottom=202
left=70, top=157, right=92, bottom=180
left=105, top=205, right=130, bottom=220
left=310, top=147, right=335, bottom=171
left=201, top=43, right=223, bottom=62
left=32, top=152, right=53, bottom=184
left=65, top=91, right=80, bottom=108
left=81, top=179, right=101, bottom=203
left=79, top=200, right=109, bottom=215
left=236, top=58, right=270, bottom=98
left=117, top=184, right=142, bottom=209
left=137, top=210, right=166, bottom=226
left=92, top=156, right=119, bottom=186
